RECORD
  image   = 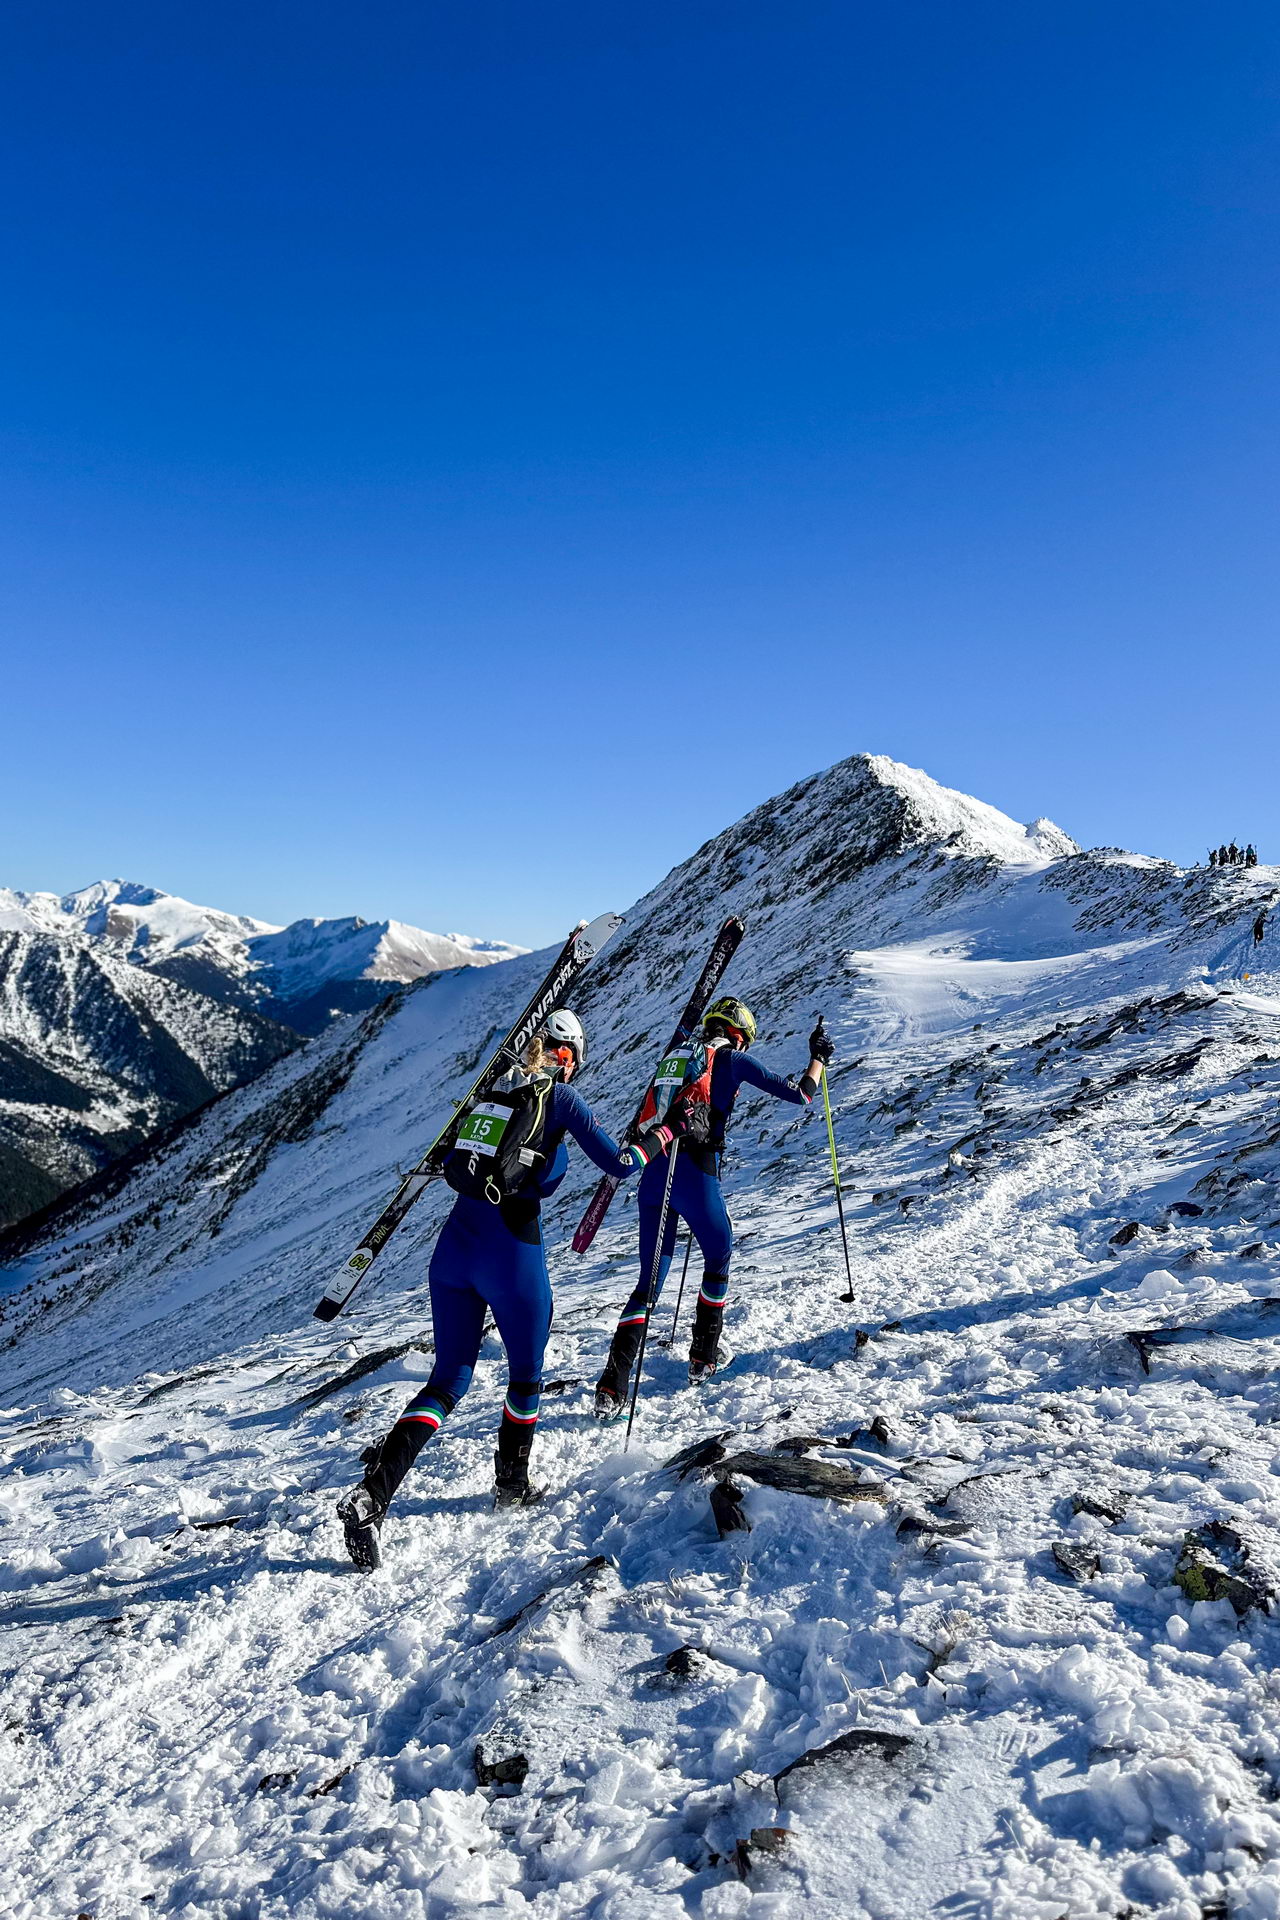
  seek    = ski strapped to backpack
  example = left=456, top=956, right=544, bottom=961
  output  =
left=571, top=915, right=744, bottom=1254
left=313, top=912, right=624, bottom=1321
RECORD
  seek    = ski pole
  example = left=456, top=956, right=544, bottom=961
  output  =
left=816, top=1021, right=856, bottom=1304
left=625, top=1139, right=681, bottom=1449
left=660, top=1229, right=695, bottom=1349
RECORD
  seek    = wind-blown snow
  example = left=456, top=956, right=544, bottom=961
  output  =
left=2, top=751, right=1279, bottom=1919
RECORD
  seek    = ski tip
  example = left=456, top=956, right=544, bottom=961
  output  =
left=313, top=1298, right=342, bottom=1323
left=574, top=912, right=624, bottom=961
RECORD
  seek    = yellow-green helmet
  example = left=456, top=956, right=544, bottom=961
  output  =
left=703, top=995, right=756, bottom=1048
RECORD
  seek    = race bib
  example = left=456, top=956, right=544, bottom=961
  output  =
left=457, top=1103, right=509, bottom=1156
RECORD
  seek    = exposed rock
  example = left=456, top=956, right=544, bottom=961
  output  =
left=710, top=1477, right=751, bottom=1537
left=733, top=1827, right=791, bottom=1878
left=307, top=1765, right=355, bottom=1798
left=716, top=1451, right=889, bottom=1505
left=1110, top=1221, right=1142, bottom=1247
left=895, top=1510, right=970, bottom=1540
left=255, top=1770, right=297, bottom=1793
left=834, top=1414, right=892, bottom=1450
left=775, top=1727, right=912, bottom=1789
left=1071, top=1492, right=1127, bottom=1524
left=1126, top=1329, right=1177, bottom=1374
left=1173, top=1522, right=1272, bottom=1615
left=662, top=1432, right=732, bottom=1481
left=474, top=1744, right=529, bottom=1790
left=1052, top=1541, right=1101, bottom=1582
left=295, top=1341, right=431, bottom=1407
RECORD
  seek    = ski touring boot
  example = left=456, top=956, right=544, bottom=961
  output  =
left=337, top=1486, right=384, bottom=1571
left=688, top=1326, right=732, bottom=1387
left=594, top=1324, right=641, bottom=1423
left=493, top=1449, right=544, bottom=1511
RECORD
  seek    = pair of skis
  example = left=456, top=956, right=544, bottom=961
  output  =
left=571, top=915, right=744, bottom=1253
left=313, top=913, right=623, bottom=1322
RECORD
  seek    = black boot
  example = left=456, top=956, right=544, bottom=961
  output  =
left=596, top=1317, right=645, bottom=1414
left=358, top=1397, right=454, bottom=1514
left=688, top=1295, right=726, bottom=1384
left=336, top=1484, right=384, bottom=1571
left=493, top=1410, right=544, bottom=1509
left=493, top=1448, right=544, bottom=1509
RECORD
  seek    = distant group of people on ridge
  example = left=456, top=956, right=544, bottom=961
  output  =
left=1209, top=842, right=1259, bottom=868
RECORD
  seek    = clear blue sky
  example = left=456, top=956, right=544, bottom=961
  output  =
left=3, top=2, right=1278, bottom=946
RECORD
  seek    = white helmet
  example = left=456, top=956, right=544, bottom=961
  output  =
left=543, top=1008, right=586, bottom=1068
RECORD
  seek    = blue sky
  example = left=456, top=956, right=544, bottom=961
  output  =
left=3, top=2, right=1278, bottom=946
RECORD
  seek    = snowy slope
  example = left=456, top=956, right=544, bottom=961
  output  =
left=3, top=752, right=1280, bottom=1919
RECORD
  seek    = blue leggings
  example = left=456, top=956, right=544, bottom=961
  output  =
left=621, top=1152, right=734, bottom=1323
left=364, top=1197, right=550, bottom=1509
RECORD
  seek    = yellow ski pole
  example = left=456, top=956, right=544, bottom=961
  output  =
left=815, top=1015, right=855, bottom=1303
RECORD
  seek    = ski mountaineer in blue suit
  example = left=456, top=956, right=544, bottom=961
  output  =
left=594, top=997, right=834, bottom=1419
left=338, top=1009, right=635, bottom=1570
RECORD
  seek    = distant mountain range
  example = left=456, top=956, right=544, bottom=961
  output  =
left=0, top=881, right=524, bottom=1229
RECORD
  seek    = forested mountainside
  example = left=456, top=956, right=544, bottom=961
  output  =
left=0, top=880, right=523, bottom=1228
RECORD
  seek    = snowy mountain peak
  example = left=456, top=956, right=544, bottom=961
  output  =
left=0, top=879, right=280, bottom=958
left=244, top=916, right=526, bottom=1005
left=856, top=754, right=1077, bottom=866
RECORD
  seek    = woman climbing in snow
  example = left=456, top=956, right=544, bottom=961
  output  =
left=593, top=997, right=833, bottom=1419
left=338, top=1009, right=635, bottom=1569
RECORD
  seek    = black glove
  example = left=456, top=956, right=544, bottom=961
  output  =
left=809, top=1017, right=834, bottom=1065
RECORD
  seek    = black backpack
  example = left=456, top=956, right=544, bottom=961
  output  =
left=444, top=1074, right=556, bottom=1207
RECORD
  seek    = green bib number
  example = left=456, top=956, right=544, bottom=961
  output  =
left=457, top=1103, right=510, bottom=1156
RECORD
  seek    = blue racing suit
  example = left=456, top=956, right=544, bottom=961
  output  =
left=363, top=1081, right=631, bottom=1510
left=600, top=1046, right=815, bottom=1389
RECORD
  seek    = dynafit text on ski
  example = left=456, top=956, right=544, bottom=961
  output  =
left=571, top=914, right=744, bottom=1254
left=314, top=911, right=624, bottom=1321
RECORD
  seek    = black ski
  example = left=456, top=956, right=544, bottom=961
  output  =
left=572, top=915, right=745, bottom=1253
left=314, top=912, right=624, bottom=1320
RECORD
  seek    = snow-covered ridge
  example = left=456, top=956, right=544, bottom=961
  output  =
left=245, top=915, right=523, bottom=1008
left=0, top=879, right=279, bottom=959
left=3, top=752, right=1280, bottom=1918
left=0, top=879, right=525, bottom=1021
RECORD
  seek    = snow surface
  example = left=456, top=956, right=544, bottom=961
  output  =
left=3, top=752, right=1280, bottom=1918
